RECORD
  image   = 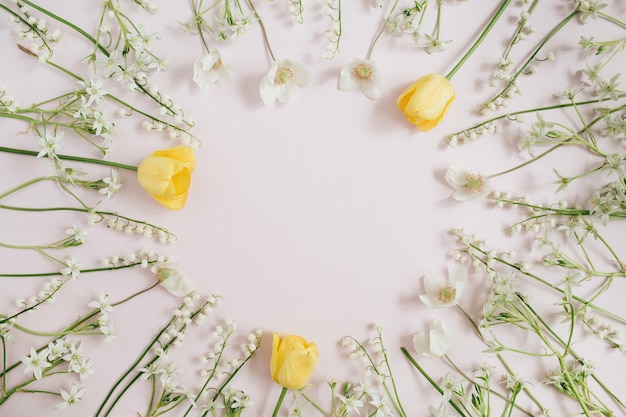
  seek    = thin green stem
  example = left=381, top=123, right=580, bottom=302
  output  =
left=485, top=10, right=578, bottom=106
left=245, top=0, right=276, bottom=61
left=598, top=11, right=626, bottom=29
left=298, top=392, right=331, bottom=417
left=446, top=0, right=512, bottom=80
left=0, top=146, right=138, bottom=171
left=366, top=0, right=399, bottom=60
left=401, top=348, right=468, bottom=417
left=1, top=337, right=6, bottom=396
left=271, top=387, right=288, bottom=417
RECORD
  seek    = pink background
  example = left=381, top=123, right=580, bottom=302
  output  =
left=1, top=1, right=624, bottom=416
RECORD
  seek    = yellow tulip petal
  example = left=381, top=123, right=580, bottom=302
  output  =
left=136, top=146, right=196, bottom=210
left=270, top=333, right=318, bottom=390
left=397, top=73, right=455, bottom=132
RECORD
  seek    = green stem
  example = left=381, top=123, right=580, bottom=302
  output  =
left=444, top=355, right=535, bottom=416
left=366, top=0, right=399, bottom=60
left=94, top=315, right=177, bottom=417
left=0, top=146, right=138, bottom=171
left=271, top=387, right=288, bottom=417
left=1, top=336, right=6, bottom=396
left=485, top=10, right=578, bottom=106
left=445, top=0, right=512, bottom=80
left=598, top=11, right=626, bottom=29
left=245, top=0, right=276, bottom=61
left=400, top=347, right=468, bottom=417
left=298, top=392, right=331, bottom=417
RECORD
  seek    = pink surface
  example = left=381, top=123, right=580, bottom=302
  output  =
left=1, top=1, right=625, bottom=416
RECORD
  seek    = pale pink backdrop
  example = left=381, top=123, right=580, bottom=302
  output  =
left=1, top=1, right=624, bottom=416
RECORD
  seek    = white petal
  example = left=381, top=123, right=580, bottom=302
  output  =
left=449, top=266, right=467, bottom=287
left=276, top=83, right=300, bottom=103
left=360, top=78, right=382, bottom=100
left=284, top=59, right=312, bottom=86
left=445, top=164, right=469, bottom=188
left=260, top=72, right=278, bottom=105
left=419, top=294, right=441, bottom=308
left=428, top=321, right=451, bottom=357
left=412, top=331, right=430, bottom=355
left=423, top=273, right=446, bottom=297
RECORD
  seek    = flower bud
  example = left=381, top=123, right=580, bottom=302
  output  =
left=137, top=146, right=196, bottom=210
left=397, top=74, right=455, bottom=131
left=270, top=333, right=318, bottom=390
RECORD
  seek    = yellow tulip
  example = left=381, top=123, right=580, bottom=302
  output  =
left=137, top=146, right=196, bottom=210
left=397, top=73, right=455, bottom=131
left=270, top=333, right=318, bottom=390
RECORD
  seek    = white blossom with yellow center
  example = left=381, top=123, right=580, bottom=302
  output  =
left=419, top=267, right=467, bottom=308
left=445, top=164, right=492, bottom=201
left=338, top=58, right=382, bottom=100
left=260, top=58, right=312, bottom=104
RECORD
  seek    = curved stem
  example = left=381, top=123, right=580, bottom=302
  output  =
left=245, top=0, right=276, bottom=61
left=366, top=0, right=399, bottom=60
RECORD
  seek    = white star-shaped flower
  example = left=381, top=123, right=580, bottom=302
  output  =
left=54, top=384, right=85, bottom=410
left=36, top=130, right=63, bottom=159
left=21, top=347, right=51, bottom=380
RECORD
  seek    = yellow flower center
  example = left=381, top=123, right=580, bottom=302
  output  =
left=438, top=286, right=456, bottom=304
left=212, top=58, right=223, bottom=70
left=353, top=63, right=372, bottom=80
left=274, top=67, right=294, bottom=85
left=466, top=174, right=485, bottom=193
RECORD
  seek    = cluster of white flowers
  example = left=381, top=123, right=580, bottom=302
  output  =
left=104, top=214, right=177, bottom=243
left=0, top=84, right=20, bottom=112
left=321, top=0, right=341, bottom=60
left=19, top=337, right=93, bottom=409
left=8, top=1, right=61, bottom=62
left=14, top=277, right=65, bottom=312
left=184, top=0, right=255, bottom=41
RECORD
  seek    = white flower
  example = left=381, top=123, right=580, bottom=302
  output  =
left=54, top=384, right=85, bottom=410
left=79, top=78, right=107, bottom=106
left=439, top=373, right=463, bottom=401
left=21, top=347, right=51, bottom=380
left=35, top=130, right=63, bottom=159
left=338, top=59, right=382, bottom=100
left=413, top=320, right=452, bottom=358
left=151, top=262, right=194, bottom=297
left=65, top=224, right=87, bottom=243
left=99, top=169, right=121, bottom=198
left=336, top=394, right=363, bottom=414
left=445, top=164, right=492, bottom=201
left=60, top=255, right=83, bottom=281
left=419, top=267, right=467, bottom=308
left=72, top=358, right=94, bottom=383
left=193, top=51, right=234, bottom=90
left=260, top=59, right=312, bottom=104
left=88, top=293, right=113, bottom=314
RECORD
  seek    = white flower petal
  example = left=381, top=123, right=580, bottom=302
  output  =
left=445, top=164, right=468, bottom=188
left=360, top=78, right=382, bottom=100
left=276, top=83, right=300, bottom=103
left=423, top=273, right=446, bottom=296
